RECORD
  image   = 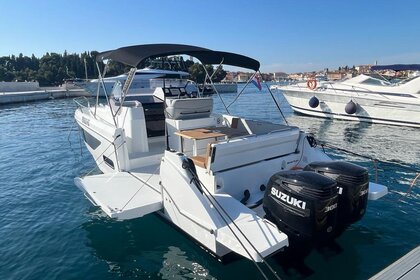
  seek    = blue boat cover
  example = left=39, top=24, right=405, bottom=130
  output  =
left=371, top=64, right=420, bottom=71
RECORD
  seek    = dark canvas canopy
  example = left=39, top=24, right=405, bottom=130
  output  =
left=371, top=64, right=420, bottom=71
left=96, top=44, right=260, bottom=71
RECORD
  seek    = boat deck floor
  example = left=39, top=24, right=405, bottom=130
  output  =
left=130, top=163, right=161, bottom=193
left=369, top=245, right=420, bottom=280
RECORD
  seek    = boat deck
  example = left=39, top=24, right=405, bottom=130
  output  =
left=369, top=246, right=420, bottom=280
left=130, top=163, right=161, bottom=192
left=75, top=150, right=163, bottom=221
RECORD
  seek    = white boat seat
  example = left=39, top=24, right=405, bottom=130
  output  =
left=209, top=127, right=300, bottom=173
left=165, top=97, right=213, bottom=120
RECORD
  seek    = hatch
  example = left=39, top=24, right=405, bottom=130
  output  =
left=74, top=172, right=162, bottom=220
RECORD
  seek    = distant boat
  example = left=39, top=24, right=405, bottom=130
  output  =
left=272, top=64, right=420, bottom=128
left=84, top=68, right=196, bottom=96
left=62, top=78, right=88, bottom=90
left=197, top=82, right=238, bottom=95
left=212, top=82, right=237, bottom=93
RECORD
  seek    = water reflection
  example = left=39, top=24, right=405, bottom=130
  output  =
left=342, top=122, right=373, bottom=144
left=82, top=211, right=218, bottom=279
left=159, top=246, right=216, bottom=280
left=272, top=224, right=384, bottom=280
left=217, top=85, right=420, bottom=167
left=82, top=213, right=168, bottom=278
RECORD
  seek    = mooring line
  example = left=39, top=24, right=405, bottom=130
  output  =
left=318, top=139, right=419, bottom=201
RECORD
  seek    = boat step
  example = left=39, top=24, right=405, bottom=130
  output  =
left=214, top=193, right=288, bottom=262
left=74, top=172, right=162, bottom=220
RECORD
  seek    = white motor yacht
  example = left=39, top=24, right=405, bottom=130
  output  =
left=73, top=44, right=387, bottom=268
left=85, top=68, right=196, bottom=96
left=272, top=65, right=420, bottom=128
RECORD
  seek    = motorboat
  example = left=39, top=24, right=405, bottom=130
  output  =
left=84, top=68, right=197, bottom=96
left=212, top=82, right=238, bottom=93
left=272, top=65, right=420, bottom=128
left=73, top=44, right=387, bottom=268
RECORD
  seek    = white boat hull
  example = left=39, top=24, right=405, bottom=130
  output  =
left=213, top=83, right=237, bottom=93
left=71, top=44, right=391, bottom=266
left=282, top=89, right=420, bottom=128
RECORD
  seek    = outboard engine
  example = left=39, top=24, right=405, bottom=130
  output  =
left=303, top=161, right=369, bottom=232
left=263, top=171, right=338, bottom=244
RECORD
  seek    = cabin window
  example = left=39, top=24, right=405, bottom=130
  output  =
left=102, top=155, right=114, bottom=169
left=82, top=129, right=101, bottom=150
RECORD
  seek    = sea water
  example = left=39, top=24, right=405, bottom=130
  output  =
left=0, top=85, right=419, bottom=280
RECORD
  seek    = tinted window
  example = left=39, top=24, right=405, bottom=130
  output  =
left=82, top=129, right=101, bottom=150
left=103, top=155, right=114, bottom=169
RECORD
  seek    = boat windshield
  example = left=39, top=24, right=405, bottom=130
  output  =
left=360, top=74, right=392, bottom=86
left=394, top=76, right=419, bottom=85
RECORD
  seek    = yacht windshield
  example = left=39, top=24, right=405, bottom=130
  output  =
left=360, top=75, right=392, bottom=86
left=395, top=76, right=419, bottom=85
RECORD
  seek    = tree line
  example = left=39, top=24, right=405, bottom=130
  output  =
left=0, top=51, right=226, bottom=86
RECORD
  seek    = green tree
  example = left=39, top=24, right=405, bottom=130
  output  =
left=212, top=66, right=227, bottom=82
left=188, top=63, right=214, bottom=83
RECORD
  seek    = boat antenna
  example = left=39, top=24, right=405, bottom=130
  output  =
left=259, top=70, right=289, bottom=125
left=201, top=61, right=230, bottom=115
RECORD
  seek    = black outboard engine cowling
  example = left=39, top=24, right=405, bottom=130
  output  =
left=263, top=171, right=338, bottom=244
left=303, top=161, right=369, bottom=229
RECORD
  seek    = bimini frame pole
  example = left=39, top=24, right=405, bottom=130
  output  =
left=163, top=77, right=170, bottom=151
left=201, top=61, right=230, bottom=115
left=225, top=71, right=289, bottom=125
left=95, top=61, right=118, bottom=127
left=259, top=70, right=289, bottom=125
left=226, top=71, right=257, bottom=109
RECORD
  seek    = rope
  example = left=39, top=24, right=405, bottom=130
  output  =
left=320, top=141, right=420, bottom=173
left=77, top=126, right=84, bottom=157
left=120, top=167, right=160, bottom=211
left=399, top=172, right=420, bottom=201
left=317, top=139, right=420, bottom=200
left=66, top=120, right=79, bottom=155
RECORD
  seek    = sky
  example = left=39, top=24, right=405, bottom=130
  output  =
left=1, top=0, right=419, bottom=73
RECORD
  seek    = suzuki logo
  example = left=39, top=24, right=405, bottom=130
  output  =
left=271, top=188, right=307, bottom=209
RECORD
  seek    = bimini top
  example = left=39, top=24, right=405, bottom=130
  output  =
left=96, top=44, right=260, bottom=71
left=371, top=64, right=420, bottom=71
